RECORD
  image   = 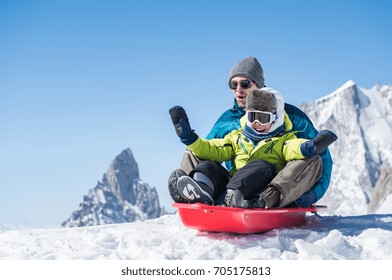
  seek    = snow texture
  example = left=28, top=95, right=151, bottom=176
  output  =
left=1, top=213, right=392, bottom=260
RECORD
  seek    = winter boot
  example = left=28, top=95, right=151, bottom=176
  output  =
left=259, top=186, right=281, bottom=208
left=224, top=189, right=250, bottom=208
left=177, top=176, right=214, bottom=204
left=248, top=196, right=266, bottom=208
left=168, top=169, right=187, bottom=203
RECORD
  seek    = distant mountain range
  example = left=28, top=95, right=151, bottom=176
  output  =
left=301, top=80, right=392, bottom=215
left=62, top=148, right=164, bottom=227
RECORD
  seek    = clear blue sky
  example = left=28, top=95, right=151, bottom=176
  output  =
left=1, top=0, right=391, bottom=227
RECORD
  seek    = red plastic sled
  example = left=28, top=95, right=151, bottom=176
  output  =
left=173, top=202, right=326, bottom=234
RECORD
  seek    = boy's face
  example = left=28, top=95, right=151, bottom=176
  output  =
left=246, top=109, right=275, bottom=134
left=249, top=121, right=273, bottom=134
left=230, top=76, right=259, bottom=108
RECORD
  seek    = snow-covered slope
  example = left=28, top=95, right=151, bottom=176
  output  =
left=62, top=148, right=164, bottom=227
left=301, top=81, right=392, bottom=215
left=1, top=213, right=392, bottom=260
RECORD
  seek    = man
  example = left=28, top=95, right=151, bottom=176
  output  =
left=170, top=56, right=333, bottom=207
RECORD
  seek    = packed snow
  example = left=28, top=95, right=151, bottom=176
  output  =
left=1, top=211, right=392, bottom=260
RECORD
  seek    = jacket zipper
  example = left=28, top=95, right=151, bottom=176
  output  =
left=237, top=135, right=249, bottom=154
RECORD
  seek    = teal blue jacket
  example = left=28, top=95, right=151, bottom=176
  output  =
left=206, top=100, right=333, bottom=201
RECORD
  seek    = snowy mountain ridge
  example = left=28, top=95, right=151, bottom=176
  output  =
left=62, top=148, right=164, bottom=227
left=301, top=81, right=392, bottom=215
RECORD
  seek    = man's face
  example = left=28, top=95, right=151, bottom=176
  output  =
left=229, top=76, right=259, bottom=108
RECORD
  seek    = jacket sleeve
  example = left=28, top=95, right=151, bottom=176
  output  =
left=282, top=138, right=308, bottom=162
left=313, top=149, right=333, bottom=200
left=285, top=103, right=333, bottom=201
left=187, top=135, right=235, bottom=163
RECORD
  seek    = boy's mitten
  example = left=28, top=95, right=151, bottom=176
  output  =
left=300, top=130, right=338, bottom=157
left=169, top=106, right=198, bottom=145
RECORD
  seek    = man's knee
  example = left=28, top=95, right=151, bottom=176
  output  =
left=270, top=156, right=322, bottom=207
left=180, top=149, right=201, bottom=174
left=279, top=156, right=322, bottom=183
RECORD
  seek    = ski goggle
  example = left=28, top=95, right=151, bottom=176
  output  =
left=246, top=110, right=277, bottom=125
left=228, top=79, right=254, bottom=90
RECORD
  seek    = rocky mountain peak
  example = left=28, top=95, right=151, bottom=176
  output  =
left=105, top=148, right=139, bottom=204
left=62, top=148, right=164, bottom=227
left=301, top=81, right=392, bottom=215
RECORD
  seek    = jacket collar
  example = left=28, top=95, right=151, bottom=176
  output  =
left=232, top=99, right=245, bottom=115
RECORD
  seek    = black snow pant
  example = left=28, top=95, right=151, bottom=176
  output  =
left=190, top=159, right=276, bottom=201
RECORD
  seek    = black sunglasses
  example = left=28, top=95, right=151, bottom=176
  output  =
left=228, top=79, right=254, bottom=90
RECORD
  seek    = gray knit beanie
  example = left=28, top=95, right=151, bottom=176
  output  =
left=246, top=89, right=277, bottom=112
left=229, top=57, right=265, bottom=88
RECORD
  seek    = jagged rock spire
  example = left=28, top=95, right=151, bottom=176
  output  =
left=62, top=148, right=164, bottom=227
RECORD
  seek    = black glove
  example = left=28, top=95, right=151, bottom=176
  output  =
left=169, top=106, right=198, bottom=145
left=300, top=130, right=338, bottom=157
